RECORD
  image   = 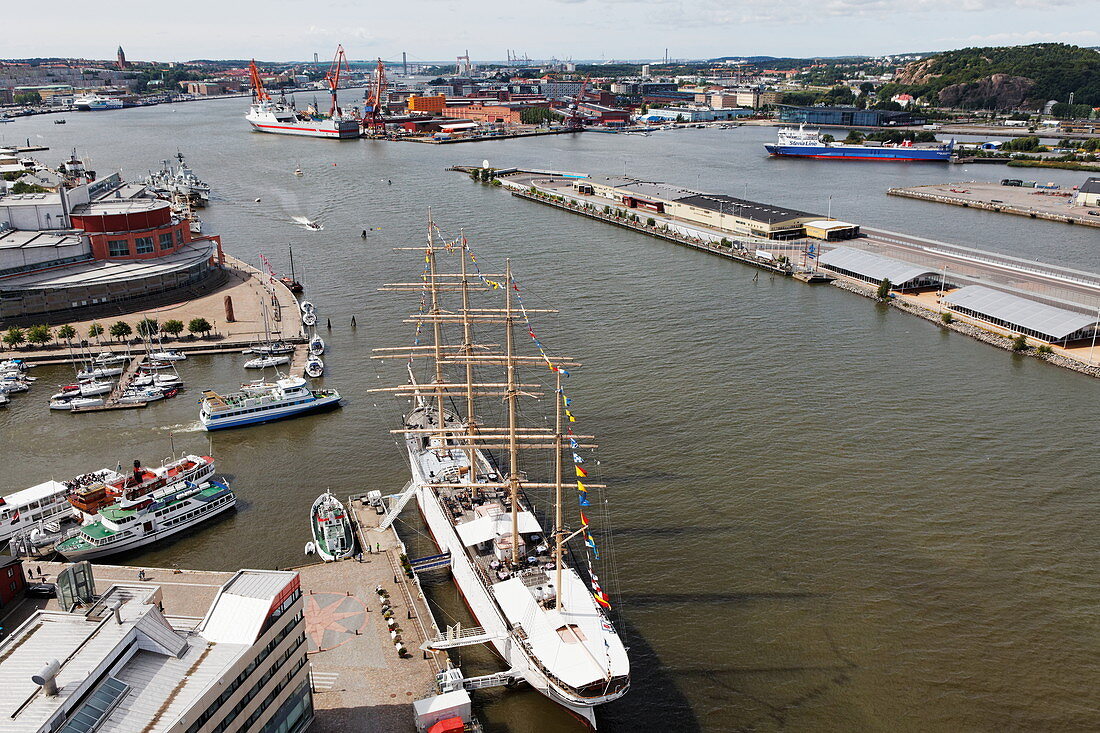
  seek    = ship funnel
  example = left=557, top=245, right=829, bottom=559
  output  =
left=32, top=659, right=61, bottom=696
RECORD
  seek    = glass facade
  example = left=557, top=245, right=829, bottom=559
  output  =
left=107, top=240, right=129, bottom=257
left=135, top=237, right=155, bottom=254
left=778, top=106, right=920, bottom=127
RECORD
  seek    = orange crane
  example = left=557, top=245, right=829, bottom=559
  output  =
left=324, top=44, right=350, bottom=117
left=363, top=58, right=387, bottom=130
left=248, top=60, right=270, bottom=102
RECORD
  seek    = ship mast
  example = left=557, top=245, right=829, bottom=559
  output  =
left=554, top=368, right=564, bottom=610
left=459, top=236, right=478, bottom=479
left=427, top=213, right=448, bottom=452
left=504, top=259, right=520, bottom=564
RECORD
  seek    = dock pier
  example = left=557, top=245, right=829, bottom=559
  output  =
left=70, top=354, right=149, bottom=412
left=887, top=183, right=1100, bottom=228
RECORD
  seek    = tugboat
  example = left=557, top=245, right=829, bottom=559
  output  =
left=310, top=492, right=355, bottom=561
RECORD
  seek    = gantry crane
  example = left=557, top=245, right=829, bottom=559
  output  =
left=363, top=58, right=388, bottom=131
left=562, top=75, right=591, bottom=131
left=324, top=44, right=350, bottom=117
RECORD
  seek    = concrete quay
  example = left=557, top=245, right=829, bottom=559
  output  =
left=888, top=182, right=1100, bottom=228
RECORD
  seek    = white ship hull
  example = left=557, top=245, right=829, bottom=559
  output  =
left=59, top=494, right=236, bottom=560
left=246, top=107, right=359, bottom=139
left=407, top=443, right=624, bottom=727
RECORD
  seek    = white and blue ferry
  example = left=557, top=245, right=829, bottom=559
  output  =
left=199, top=376, right=340, bottom=430
left=765, top=125, right=953, bottom=161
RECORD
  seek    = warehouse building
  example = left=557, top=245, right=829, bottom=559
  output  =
left=818, top=246, right=942, bottom=290
left=579, top=177, right=833, bottom=239
left=778, top=105, right=923, bottom=127
left=1076, top=177, right=1100, bottom=207
left=943, top=285, right=1100, bottom=344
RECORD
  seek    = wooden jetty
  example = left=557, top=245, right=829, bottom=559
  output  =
left=71, top=355, right=148, bottom=412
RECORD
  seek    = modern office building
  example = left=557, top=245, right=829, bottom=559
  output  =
left=778, top=105, right=923, bottom=127
left=0, top=568, right=313, bottom=733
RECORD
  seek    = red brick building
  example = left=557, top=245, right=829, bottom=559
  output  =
left=0, top=556, right=26, bottom=610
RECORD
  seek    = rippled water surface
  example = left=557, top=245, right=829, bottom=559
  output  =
left=2, top=100, right=1099, bottom=732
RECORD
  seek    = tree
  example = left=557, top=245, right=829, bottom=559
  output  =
left=88, top=322, right=104, bottom=343
left=844, top=130, right=866, bottom=144
left=11, top=181, right=49, bottom=195
left=188, top=317, right=213, bottom=337
left=26, top=324, right=52, bottom=347
left=1011, top=334, right=1029, bottom=351
left=136, top=318, right=159, bottom=338
left=876, top=278, right=892, bottom=300
left=14, top=91, right=41, bottom=105
left=820, top=133, right=835, bottom=144
left=3, top=327, right=25, bottom=350
left=109, top=321, right=133, bottom=341
left=57, top=324, right=77, bottom=345
left=162, top=319, right=185, bottom=338
left=520, top=107, right=554, bottom=125
left=941, top=312, right=954, bottom=325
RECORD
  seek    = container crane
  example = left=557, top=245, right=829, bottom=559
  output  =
left=323, top=44, right=350, bottom=118
left=363, top=58, right=387, bottom=131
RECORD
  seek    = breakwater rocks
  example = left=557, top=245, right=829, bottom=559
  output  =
left=831, top=278, right=1100, bottom=378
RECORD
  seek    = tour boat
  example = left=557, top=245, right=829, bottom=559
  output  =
left=67, top=455, right=215, bottom=517
left=305, top=355, right=324, bottom=379
left=0, top=481, right=75, bottom=543
left=309, top=334, right=325, bottom=355
left=56, top=480, right=236, bottom=560
left=372, top=221, right=629, bottom=726
left=199, top=376, right=341, bottom=430
left=244, top=354, right=291, bottom=369
left=310, top=492, right=355, bottom=562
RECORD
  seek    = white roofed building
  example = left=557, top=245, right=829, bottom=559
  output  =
left=0, top=569, right=312, bottom=733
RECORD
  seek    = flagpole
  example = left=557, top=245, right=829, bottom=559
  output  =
left=554, top=369, right=564, bottom=612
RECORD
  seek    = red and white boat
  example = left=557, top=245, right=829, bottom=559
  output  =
left=67, top=454, right=215, bottom=517
left=245, top=51, right=359, bottom=139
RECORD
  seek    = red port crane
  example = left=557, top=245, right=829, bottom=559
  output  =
left=363, top=58, right=387, bottom=131
left=324, top=44, right=351, bottom=117
left=248, top=60, right=270, bottom=103
left=562, top=75, right=591, bottom=131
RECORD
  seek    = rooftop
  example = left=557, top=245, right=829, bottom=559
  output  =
left=0, top=229, right=84, bottom=251
left=1080, top=177, right=1100, bottom=194
left=70, top=197, right=169, bottom=217
left=819, top=246, right=940, bottom=286
left=677, top=193, right=813, bottom=224
left=944, top=285, right=1100, bottom=339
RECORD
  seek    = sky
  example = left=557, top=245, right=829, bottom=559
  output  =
left=6, top=0, right=1100, bottom=62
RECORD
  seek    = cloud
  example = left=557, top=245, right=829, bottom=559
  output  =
left=944, top=28, right=1100, bottom=44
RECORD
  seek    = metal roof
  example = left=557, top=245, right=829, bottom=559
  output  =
left=1080, top=177, right=1100, bottom=194
left=943, top=285, right=1100, bottom=339
left=819, top=246, right=939, bottom=285
left=221, top=569, right=297, bottom=600
left=676, top=193, right=813, bottom=224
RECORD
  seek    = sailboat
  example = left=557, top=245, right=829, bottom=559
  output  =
left=280, top=245, right=304, bottom=293
left=370, top=217, right=629, bottom=726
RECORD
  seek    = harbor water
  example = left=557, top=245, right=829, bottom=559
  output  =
left=2, top=100, right=1099, bottom=731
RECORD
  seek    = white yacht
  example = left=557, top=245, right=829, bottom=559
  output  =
left=244, top=354, right=291, bottom=369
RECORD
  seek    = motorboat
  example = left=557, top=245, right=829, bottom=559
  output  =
left=244, top=355, right=291, bottom=369
left=117, top=387, right=165, bottom=404
left=149, top=350, right=186, bottom=361
left=67, top=397, right=105, bottom=410
left=51, top=380, right=113, bottom=400
left=49, top=397, right=75, bottom=410
left=305, top=355, right=324, bottom=378
left=309, top=334, right=325, bottom=355
left=310, top=492, right=355, bottom=561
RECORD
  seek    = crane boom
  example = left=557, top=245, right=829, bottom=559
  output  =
left=324, top=44, right=350, bottom=117
left=248, top=60, right=270, bottom=103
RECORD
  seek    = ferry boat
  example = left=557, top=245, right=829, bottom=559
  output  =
left=245, top=57, right=359, bottom=139
left=310, top=492, right=355, bottom=561
left=765, top=125, right=954, bottom=161
left=199, top=376, right=341, bottom=430
left=73, top=94, right=124, bottom=111
left=56, top=480, right=236, bottom=560
left=67, top=455, right=215, bottom=517
left=0, top=481, right=75, bottom=544
left=372, top=221, right=629, bottom=726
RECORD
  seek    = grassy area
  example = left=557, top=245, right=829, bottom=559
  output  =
left=1005, top=160, right=1100, bottom=172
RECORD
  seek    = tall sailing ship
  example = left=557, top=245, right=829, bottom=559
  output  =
left=372, top=219, right=629, bottom=726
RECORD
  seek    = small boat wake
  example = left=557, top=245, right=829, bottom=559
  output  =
left=158, top=421, right=205, bottom=433
left=292, top=215, right=323, bottom=231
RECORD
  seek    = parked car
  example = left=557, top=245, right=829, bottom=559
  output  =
left=24, top=582, right=56, bottom=598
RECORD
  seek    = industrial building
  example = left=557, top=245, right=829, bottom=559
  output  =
left=0, top=169, right=225, bottom=323
left=1076, top=177, right=1100, bottom=207
left=578, top=177, right=852, bottom=240
left=778, top=105, right=923, bottom=127
left=944, top=285, right=1100, bottom=344
left=818, top=246, right=941, bottom=289
left=0, top=567, right=313, bottom=733
left=441, top=100, right=547, bottom=125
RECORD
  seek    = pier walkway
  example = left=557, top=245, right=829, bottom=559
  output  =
left=70, top=354, right=149, bottom=412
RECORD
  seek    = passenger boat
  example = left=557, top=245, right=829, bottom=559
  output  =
left=310, top=492, right=355, bottom=561
left=0, top=481, right=74, bottom=543
left=765, top=124, right=954, bottom=161
left=245, top=57, right=359, bottom=139
left=67, top=455, right=215, bottom=517
left=371, top=220, right=629, bottom=726
left=56, top=480, right=236, bottom=560
left=244, top=354, right=291, bottom=369
left=199, top=376, right=341, bottom=430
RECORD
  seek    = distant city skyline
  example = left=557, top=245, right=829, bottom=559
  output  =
left=8, top=0, right=1099, bottom=63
